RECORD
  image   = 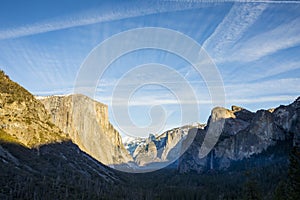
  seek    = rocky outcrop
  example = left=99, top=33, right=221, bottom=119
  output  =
left=273, top=97, right=300, bottom=148
left=0, top=71, right=121, bottom=198
left=39, top=95, right=132, bottom=166
left=0, top=71, right=66, bottom=147
left=273, top=97, right=300, bottom=134
left=209, top=107, right=250, bottom=137
left=134, top=141, right=159, bottom=166
left=126, top=123, right=205, bottom=166
left=179, top=97, right=299, bottom=173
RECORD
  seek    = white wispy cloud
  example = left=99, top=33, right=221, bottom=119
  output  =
left=224, top=44, right=300, bottom=82
left=0, top=40, right=72, bottom=89
left=202, top=1, right=300, bottom=64
left=202, top=2, right=267, bottom=62
left=0, top=1, right=209, bottom=40
left=226, top=95, right=298, bottom=105
left=224, top=78, right=300, bottom=103
left=167, top=0, right=300, bottom=3
left=95, top=78, right=300, bottom=107
left=32, top=88, right=74, bottom=96
left=230, top=17, right=300, bottom=62
left=240, top=61, right=300, bottom=82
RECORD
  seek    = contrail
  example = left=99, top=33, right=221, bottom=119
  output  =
left=167, top=0, right=300, bottom=3
left=202, top=2, right=267, bottom=62
left=0, top=1, right=209, bottom=40
left=2, top=0, right=297, bottom=40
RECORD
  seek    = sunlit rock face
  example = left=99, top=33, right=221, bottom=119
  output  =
left=125, top=123, right=205, bottom=167
left=0, top=71, right=66, bottom=148
left=0, top=71, right=120, bottom=194
left=179, top=98, right=299, bottom=173
left=134, top=141, right=159, bottom=166
left=209, top=107, right=250, bottom=137
left=39, top=94, right=132, bottom=165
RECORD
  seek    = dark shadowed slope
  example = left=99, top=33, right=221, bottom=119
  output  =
left=0, top=70, right=123, bottom=199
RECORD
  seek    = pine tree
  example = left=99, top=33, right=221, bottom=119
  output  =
left=287, top=146, right=300, bottom=200
left=242, top=170, right=262, bottom=200
left=274, top=181, right=288, bottom=200
left=243, top=179, right=262, bottom=200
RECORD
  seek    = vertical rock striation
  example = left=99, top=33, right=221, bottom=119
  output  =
left=179, top=98, right=299, bottom=173
left=126, top=123, right=205, bottom=166
left=39, top=94, right=132, bottom=166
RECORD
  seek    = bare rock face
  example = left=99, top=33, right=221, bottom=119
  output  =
left=39, top=94, right=132, bottom=166
left=179, top=98, right=299, bottom=173
left=177, top=128, right=208, bottom=173
left=273, top=97, right=300, bottom=147
left=134, top=141, right=159, bottom=166
left=273, top=97, right=300, bottom=134
left=212, top=109, right=285, bottom=169
left=128, top=123, right=205, bottom=166
left=208, top=107, right=250, bottom=137
left=232, top=105, right=255, bottom=122
left=211, top=107, right=236, bottom=121
left=0, top=71, right=66, bottom=147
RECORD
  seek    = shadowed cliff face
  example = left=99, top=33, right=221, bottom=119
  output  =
left=39, top=95, right=132, bottom=166
left=0, top=70, right=298, bottom=199
left=273, top=97, right=300, bottom=147
left=123, top=98, right=299, bottom=171
left=0, top=71, right=123, bottom=198
left=178, top=98, right=299, bottom=173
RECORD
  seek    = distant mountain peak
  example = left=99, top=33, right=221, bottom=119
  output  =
left=123, top=123, right=205, bottom=167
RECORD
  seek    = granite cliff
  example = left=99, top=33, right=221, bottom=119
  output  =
left=0, top=70, right=66, bottom=147
left=124, top=123, right=205, bottom=167
left=1, top=69, right=299, bottom=199
left=39, top=95, right=132, bottom=166
left=0, top=71, right=121, bottom=199
left=124, top=96, right=299, bottom=170
left=178, top=97, right=300, bottom=173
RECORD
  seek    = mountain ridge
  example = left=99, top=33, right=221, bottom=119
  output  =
left=124, top=123, right=205, bottom=167
left=178, top=96, right=300, bottom=173
left=1, top=70, right=299, bottom=199
left=0, top=70, right=124, bottom=199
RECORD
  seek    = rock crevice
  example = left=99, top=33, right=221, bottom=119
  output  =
left=39, top=94, right=132, bottom=165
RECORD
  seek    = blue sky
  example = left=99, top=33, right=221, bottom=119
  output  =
left=1, top=0, right=300, bottom=137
